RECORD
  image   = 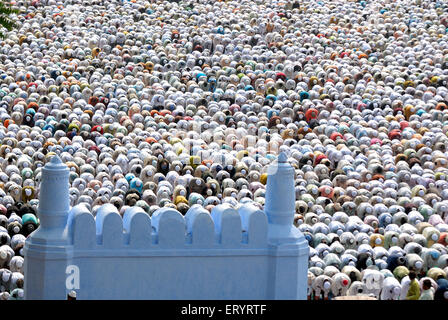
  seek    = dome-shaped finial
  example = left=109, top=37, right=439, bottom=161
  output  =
left=38, top=153, right=69, bottom=223
left=50, top=155, right=62, bottom=165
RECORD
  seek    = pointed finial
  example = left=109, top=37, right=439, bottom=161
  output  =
left=278, top=152, right=287, bottom=163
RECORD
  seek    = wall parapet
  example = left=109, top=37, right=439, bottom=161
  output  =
left=66, top=202, right=268, bottom=250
